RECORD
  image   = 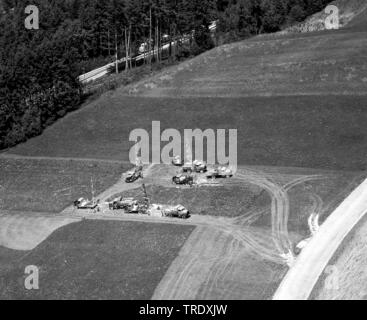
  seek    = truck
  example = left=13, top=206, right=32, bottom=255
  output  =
left=172, top=155, right=184, bottom=167
left=148, top=204, right=190, bottom=219
left=172, top=174, right=194, bottom=186
left=206, top=166, right=233, bottom=179
left=163, top=205, right=190, bottom=219
left=108, top=197, right=145, bottom=214
left=193, top=160, right=207, bottom=173
left=181, top=160, right=207, bottom=173
left=109, top=197, right=137, bottom=210
left=125, top=166, right=143, bottom=183
left=74, top=198, right=100, bottom=210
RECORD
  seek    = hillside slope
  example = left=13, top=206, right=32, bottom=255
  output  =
left=121, top=24, right=367, bottom=98
left=281, top=0, right=367, bottom=33
left=7, top=0, right=367, bottom=171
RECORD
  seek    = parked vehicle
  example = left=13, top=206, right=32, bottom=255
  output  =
left=109, top=197, right=136, bottom=210
left=163, top=205, right=190, bottom=219
left=193, top=160, right=207, bottom=173
left=74, top=198, right=99, bottom=210
left=172, top=156, right=183, bottom=166
left=206, top=166, right=233, bottom=179
left=148, top=204, right=190, bottom=219
left=172, top=174, right=194, bottom=186
left=125, top=166, right=143, bottom=183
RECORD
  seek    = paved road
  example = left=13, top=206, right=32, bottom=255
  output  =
left=273, top=178, right=367, bottom=300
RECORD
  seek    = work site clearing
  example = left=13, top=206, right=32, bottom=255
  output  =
left=0, top=155, right=364, bottom=299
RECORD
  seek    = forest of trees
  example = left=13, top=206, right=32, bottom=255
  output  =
left=0, top=0, right=332, bottom=149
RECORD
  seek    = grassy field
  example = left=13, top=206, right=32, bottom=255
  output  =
left=7, top=19, right=367, bottom=172
left=0, top=158, right=126, bottom=213
left=0, top=220, right=194, bottom=300
left=310, top=213, right=367, bottom=300
left=152, top=226, right=288, bottom=300
left=9, top=95, right=367, bottom=172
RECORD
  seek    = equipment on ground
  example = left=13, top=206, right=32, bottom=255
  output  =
left=125, top=166, right=143, bottom=183
left=74, top=198, right=100, bottom=210
left=109, top=197, right=136, bottom=210
left=172, top=156, right=183, bottom=166
left=147, top=204, right=190, bottom=219
left=163, top=205, right=190, bottom=219
left=172, top=174, right=194, bottom=186
left=206, top=166, right=233, bottom=179
left=181, top=160, right=207, bottom=173
left=193, top=160, right=207, bottom=173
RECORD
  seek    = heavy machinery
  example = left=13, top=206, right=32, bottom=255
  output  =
left=74, top=198, right=100, bottom=210
left=163, top=205, right=190, bottom=219
left=109, top=197, right=137, bottom=210
left=74, top=178, right=100, bottom=211
left=172, top=156, right=183, bottom=167
left=206, top=166, right=233, bottom=179
left=126, top=202, right=140, bottom=214
left=172, top=174, right=194, bottom=186
left=181, top=160, right=207, bottom=173
left=125, top=165, right=143, bottom=183
left=109, top=184, right=150, bottom=214
left=193, top=160, right=207, bottom=173
left=108, top=197, right=144, bottom=214
left=147, top=204, right=190, bottom=219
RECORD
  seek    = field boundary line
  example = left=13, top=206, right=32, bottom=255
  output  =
left=273, top=177, right=367, bottom=300
left=0, top=153, right=130, bottom=165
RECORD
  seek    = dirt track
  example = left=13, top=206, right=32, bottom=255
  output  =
left=151, top=226, right=282, bottom=300
left=151, top=166, right=326, bottom=299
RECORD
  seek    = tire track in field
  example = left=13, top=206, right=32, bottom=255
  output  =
left=152, top=226, right=208, bottom=300
left=218, top=240, right=243, bottom=300
left=151, top=167, right=327, bottom=300
left=199, top=231, right=237, bottom=298
left=237, top=171, right=291, bottom=255
left=202, top=172, right=325, bottom=299
left=236, top=170, right=324, bottom=257
left=202, top=236, right=242, bottom=299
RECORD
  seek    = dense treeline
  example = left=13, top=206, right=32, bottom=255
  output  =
left=0, top=0, right=331, bottom=149
left=217, top=0, right=332, bottom=42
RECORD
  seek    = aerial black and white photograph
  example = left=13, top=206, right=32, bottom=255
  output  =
left=0, top=0, right=367, bottom=305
